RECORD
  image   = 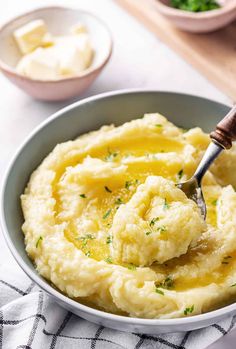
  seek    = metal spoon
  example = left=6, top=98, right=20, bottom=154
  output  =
left=177, top=105, right=236, bottom=219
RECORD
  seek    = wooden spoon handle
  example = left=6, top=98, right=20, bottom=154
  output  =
left=210, top=105, right=236, bottom=149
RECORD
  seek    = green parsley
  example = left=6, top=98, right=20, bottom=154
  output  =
left=127, top=263, right=136, bottom=270
left=212, top=199, right=218, bottom=206
left=80, top=194, right=86, bottom=198
left=163, top=198, right=170, bottom=210
left=36, top=236, right=43, bottom=248
left=85, top=251, right=91, bottom=257
left=177, top=169, right=184, bottom=180
left=115, top=197, right=123, bottom=205
left=155, top=288, right=164, bottom=295
left=163, top=277, right=174, bottom=289
left=184, top=304, right=194, bottom=315
left=230, top=283, right=236, bottom=287
left=77, top=234, right=95, bottom=240
left=145, top=231, right=152, bottom=236
left=149, top=217, right=160, bottom=227
left=125, top=180, right=132, bottom=190
left=103, top=209, right=112, bottom=219
left=105, top=149, right=119, bottom=162
left=105, top=257, right=113, bottom=264
left=157, top=225, right=167, bottom=233
left=125, top=179, right=139, bottom=190
left=156, top=276, right=174, bottom=290
left=155, top=124, right=163, bottom=128
left=77, top=234, right=95, bottom=247
left=104, top=186, right=112, bottom=193
left=170, top=0, right=220, bottom=12
left=106, top=235, right=113, bottom=244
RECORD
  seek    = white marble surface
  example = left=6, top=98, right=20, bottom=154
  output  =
left=0, top=0, right=234, bottom=347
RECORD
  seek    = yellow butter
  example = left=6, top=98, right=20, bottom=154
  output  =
left=15, top=21, right=93, bottom=80
left=14, top=19, right=49, bottom=54
left=16, top=47, right=59, bottom=80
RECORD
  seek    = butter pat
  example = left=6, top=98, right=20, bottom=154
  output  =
left=15, top=20, right=94, bottom=80
left=14, top=19, right=48, bottom=54
left=57, top=35, right=93, bottom=76
left=41, top=33, right=54, bottom=48
left=16, top=48, right=59, bottom=80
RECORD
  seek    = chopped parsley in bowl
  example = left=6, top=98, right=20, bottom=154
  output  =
left=170, top=0, right=220, bottom=12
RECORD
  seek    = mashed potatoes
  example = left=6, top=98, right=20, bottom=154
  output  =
left=111, top=176, right=206, bottom=266
left=21, top=113, right=236, bottom=318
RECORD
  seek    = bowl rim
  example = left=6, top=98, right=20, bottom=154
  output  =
left=0, top=6, right=113, bottom=83
left=155, top=0, right=236, bottom=19
left=1, top=88, right=235, bottom=328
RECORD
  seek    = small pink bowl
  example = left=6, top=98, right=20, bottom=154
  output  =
left=154, top=0, right=236, bottom=33
left=0, top=7, right=113, bottom=101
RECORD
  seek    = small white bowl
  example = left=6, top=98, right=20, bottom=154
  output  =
left=0, top=7, right=113, bottom=101
left=154, top=0, right=236, bottom=33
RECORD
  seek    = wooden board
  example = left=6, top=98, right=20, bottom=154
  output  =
left=116, top=0, right=236, bottom=102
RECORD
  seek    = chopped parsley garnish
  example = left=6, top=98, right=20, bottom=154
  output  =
left=36, top=236, right=43, bottom=248
left=230, top=283, right=236, bottom=287
left=125, top=180, right=132, bottom=190
left=105, top=257, right=113, bottom=264
left=170, top=0, right=220, bottom=12
left=85, top=251, right=91, bottom=257
left=105, top=149, right=119, bottom=162
left=212, top=199, right=218, bottom=206
left=163, top=198, right=170, bottom=210
left=177, top=169, right=184, bottom=180
left=104, top=186, right=112, bottom=193
left=80, top=194, right=86, bottom=198
left=115, top=197, right=123, bottom=205
left=155, top=124, right=163, bottom=128
left=145, top=231, right=152, bottom=236
left=125, top=179, right=139, bottom=190
left=127, top=263, right=136, bottom=270
left=156, top=276, right=174, bottom=290
left=157, top=225, right=167, bottom=233
left=77, top=234, right=95, bottom=247
left=149, top=217, right=160, bottom=227
left=163, top=277, right=174, bottom=289
left=155, top=288, right=164, bottom=295
left=184, top=304, right=194, bottom=315
left=106, top=235, right=113, bottom=244
left=103, top=209, right=112, bottom=219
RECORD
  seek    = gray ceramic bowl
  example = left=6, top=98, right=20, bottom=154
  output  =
left=1, top=90, right=234, bottom=334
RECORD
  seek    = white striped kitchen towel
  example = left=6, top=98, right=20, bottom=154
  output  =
left=0, top=262, right=235, bottom=349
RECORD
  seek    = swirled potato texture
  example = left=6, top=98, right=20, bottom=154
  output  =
left=111, top=176, right=206, bottom=266
left=21, top=113, right=236, bottom=318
